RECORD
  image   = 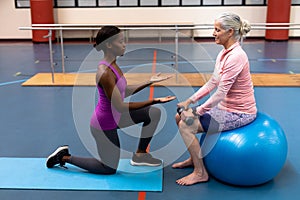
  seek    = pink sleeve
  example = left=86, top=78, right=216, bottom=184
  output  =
left=189, top=72, right=218, bottom=103
left=189, top=51, right=223, bottom=104
left=195, top=55, right=244, bottom=115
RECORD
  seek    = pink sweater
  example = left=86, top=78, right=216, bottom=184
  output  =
left=190, top=42, right=257, bottom=115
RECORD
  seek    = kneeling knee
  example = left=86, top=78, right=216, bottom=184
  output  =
left=103, top=168, right=117, bottom=175
left=102, top=165, right=117, bottom=175
left=90, top=165, right=117, bottom=175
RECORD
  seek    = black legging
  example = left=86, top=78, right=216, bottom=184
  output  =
left=68, top=106, right=161, bottom=174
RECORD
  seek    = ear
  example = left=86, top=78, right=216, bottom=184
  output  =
left=105, top=42, right=112, bottom=49
left=228, top=28, right=234, bottom=37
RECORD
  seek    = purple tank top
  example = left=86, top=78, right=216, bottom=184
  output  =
left=90, top=61, right=127, bottom=130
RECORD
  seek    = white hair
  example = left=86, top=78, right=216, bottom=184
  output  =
left=216, top=12, right=251, bottom=44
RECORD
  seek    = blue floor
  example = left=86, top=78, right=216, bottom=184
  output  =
left=1, top=39, right=300, bottom=200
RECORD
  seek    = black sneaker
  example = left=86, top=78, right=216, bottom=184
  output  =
left=46, top=145, right=70, bottom=168
left=130, top=153, right=162, bottom=167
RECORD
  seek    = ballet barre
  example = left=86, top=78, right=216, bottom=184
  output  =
left=19, top=23, right=300, bottom=83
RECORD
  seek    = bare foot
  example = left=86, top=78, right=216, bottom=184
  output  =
left=176, top=171, right=209, bottom=186
left=172, top=158, right=193, bottom=169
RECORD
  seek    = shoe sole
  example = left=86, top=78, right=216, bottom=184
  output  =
left=46, top=146, right=69, bottom=168
left=130, top=160, right=162, bottom=167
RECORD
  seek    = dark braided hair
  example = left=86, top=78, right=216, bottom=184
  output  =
left=93, top=26, right=121, bottom=52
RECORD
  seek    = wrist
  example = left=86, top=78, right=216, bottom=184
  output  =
left=152, top=98, right=160, bottom=104
left=192, top=107, right=198, bottom=116
left=147, top=80, right=153, bottom=85
left=187, top=98, right=193, bottom=105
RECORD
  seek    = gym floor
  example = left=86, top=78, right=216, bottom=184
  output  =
left=0, top=37, right=300, bottom=200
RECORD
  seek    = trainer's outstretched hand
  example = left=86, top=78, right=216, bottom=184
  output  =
left=150, top=73, right=172, bottom=83
left=154, top=96, right=176, bottom=103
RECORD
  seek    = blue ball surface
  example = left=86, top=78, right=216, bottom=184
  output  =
left=201, top=112, right=288, bottom=186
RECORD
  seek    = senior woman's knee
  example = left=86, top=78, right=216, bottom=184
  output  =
left=175, top=113, right=181, bottom=125
left=178, top=118, right=201, bottom=135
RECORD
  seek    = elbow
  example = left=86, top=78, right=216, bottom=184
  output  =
left=113, top=103, right=127, bottom=113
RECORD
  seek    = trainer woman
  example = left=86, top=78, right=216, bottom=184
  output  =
left=46, top=26, right=175, bottom=174
left=173, top=13, right=257, bottom=185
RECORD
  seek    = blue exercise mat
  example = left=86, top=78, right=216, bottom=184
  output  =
left=0, top=158, right=163, bottom=191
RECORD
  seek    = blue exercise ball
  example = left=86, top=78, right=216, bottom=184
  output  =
left=200, top=112, right=288, bottom=186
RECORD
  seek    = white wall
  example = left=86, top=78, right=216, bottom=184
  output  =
left=0, top=1, right=299, bottom=39
left=0, top=1, right=32, bottom=39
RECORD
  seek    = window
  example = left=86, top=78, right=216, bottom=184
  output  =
left=56, top=0, right=75, bottom=7
left=140, top=0, right=158, bottom=6
left=98, top=0, right=117, bottom=6
left=203, top=0, right=222, bottom=6
left=245, top=0, right=265, bottom=5
left=120, top=0, right=138, bottom=6
left=78, top=0, right=96, bottom=7
left=161, top=0, right=180, bottom=6
left=182, top=0, right=200, bottom=6
left=20, top=0, right=298, bottom=8
left=224, top=0, right=242, bottom=5
left=16, top=0, right=30, bottom=7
